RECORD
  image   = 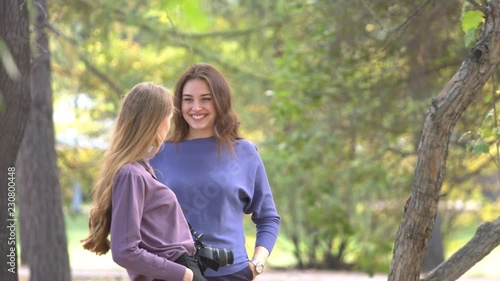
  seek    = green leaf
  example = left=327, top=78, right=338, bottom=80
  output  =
left=482, top=127, right=493, bottom=138
left=466, top=141, right=472, bottom=152
left=0, top=39, right=21, bottom=80
left=464, top=29, right=477, bottom=48
left=493, top=127, right=500, bottom=138
left=483, top=108, right=494, bottom=124
left=462, top=10, right=483, bottom=33
left=473, top=139, right=489, bottom=155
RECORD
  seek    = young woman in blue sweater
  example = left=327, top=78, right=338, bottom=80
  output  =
left=150, top=63, right=280, bottom=281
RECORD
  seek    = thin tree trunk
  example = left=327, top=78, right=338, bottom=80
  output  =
left=389, top=1, right=500, bottom=280
left=0, top=1, right=31, bottom=280
left=17, top=0, right=71, bottom=280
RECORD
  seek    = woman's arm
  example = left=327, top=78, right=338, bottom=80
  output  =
left=244, top=146, right=281, bottom=279
left=248, top=155, right=281, bottom=252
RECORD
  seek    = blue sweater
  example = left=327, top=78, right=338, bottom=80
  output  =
left=150, top=137, right=280, bottom=277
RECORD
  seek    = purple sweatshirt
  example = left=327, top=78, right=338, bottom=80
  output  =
left=150, top=137, right=280, bottom=277
left=110, top=161, right=196, bottom=281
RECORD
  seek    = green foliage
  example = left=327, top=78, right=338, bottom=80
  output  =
left=263, top=0, right=402, bottom=271
left=459, top=107, right=500, bottom=157
left=473, top=139, right=490, bottom=155
left=170, top=0, right=210, bottom=31
left=58, top=146, right=103, bottom=205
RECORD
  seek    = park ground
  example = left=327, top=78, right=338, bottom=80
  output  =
left=16, top=241, right=500, bottom=281
left=18, top=266, right=500, bottom=281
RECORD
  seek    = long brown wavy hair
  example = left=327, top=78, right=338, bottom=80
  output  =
left=169, top=63, right=241, bottom=153
left=81, top=82, right=174, bottom=255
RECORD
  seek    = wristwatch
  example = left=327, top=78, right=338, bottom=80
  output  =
left=249, top=259, right=264, bottom=274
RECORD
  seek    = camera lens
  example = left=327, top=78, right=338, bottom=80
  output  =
left=212, top=248, right=234, bottom=266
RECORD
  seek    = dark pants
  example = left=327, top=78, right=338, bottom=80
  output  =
left=154, top=253, right=207, bottom=281
left=206, top=266, right=253, bottom=281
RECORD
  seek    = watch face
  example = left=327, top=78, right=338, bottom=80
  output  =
left=256, top=263, right=264, bottom=273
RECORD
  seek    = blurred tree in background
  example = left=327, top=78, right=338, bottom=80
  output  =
left=8, top=0, right=497, bottom=276
left=16, top=0, right=71, bottom=280
left=0, top=1, right=30, bottom=280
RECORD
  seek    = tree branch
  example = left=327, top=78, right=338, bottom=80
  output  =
left=45, top=22, right=124, bottom=99
left=394, top=0, right=433, bottom=32
left=383, top=0, right=433, bottom=50
left=467, top=0, right=489, bottom=14
left=421, top=218, right=500, bottom=281
left=109, top=5, right=275, bottom=83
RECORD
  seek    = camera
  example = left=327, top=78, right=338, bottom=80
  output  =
left=189, top=224, right=234, bottom=271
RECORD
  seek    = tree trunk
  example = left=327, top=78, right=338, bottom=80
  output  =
left=0, top=1, right=31, bottom=280
left=17, top=0, right=72, bottom=280
left=389, top=1, right=500, bottom=280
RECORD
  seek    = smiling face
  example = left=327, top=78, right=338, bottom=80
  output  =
left=181, top=78, right=216, bottom=139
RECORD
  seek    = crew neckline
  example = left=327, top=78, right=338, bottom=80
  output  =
left=182, top=136, right=216, bottom=142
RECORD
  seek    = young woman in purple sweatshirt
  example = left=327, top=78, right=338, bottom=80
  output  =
left=81, top=82, right=206, bottom=281
left=150, top=63, right=281, bottom=281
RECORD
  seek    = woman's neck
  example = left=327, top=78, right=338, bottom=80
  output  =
left=185, top=130, right=214, bottom=140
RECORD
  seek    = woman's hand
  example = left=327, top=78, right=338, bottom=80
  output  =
left=248, top=261, right=257, bottom=280
left=182, top=268, right=194, bottom=281
left=249, top=246, right=269, bottom=280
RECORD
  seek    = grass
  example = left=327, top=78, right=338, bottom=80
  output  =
left=66, top=214, right=122, bottom=270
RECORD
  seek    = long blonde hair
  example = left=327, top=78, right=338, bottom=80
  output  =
left=81, top=82, right=174, bottom=255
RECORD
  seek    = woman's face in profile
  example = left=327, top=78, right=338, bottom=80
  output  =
left=157, top=112, right=172, bottom=140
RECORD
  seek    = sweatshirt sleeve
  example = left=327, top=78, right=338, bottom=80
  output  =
left=244, top=147, right=281, bottom=253
left=110, top=171, right=186, bottom=281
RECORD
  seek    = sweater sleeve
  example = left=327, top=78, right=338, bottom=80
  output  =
left=244, top=148, right=281, bottom=253
left=110, top=171, right=186, bottom=281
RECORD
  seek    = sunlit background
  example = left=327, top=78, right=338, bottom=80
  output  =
left=10, top=0, right=500, bottom=279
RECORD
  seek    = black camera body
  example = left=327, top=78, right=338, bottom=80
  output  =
left=190, top=225, right=234, bottom=271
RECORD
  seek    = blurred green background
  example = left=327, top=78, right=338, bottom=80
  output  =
left=18, top=0, right=500, bottom=278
